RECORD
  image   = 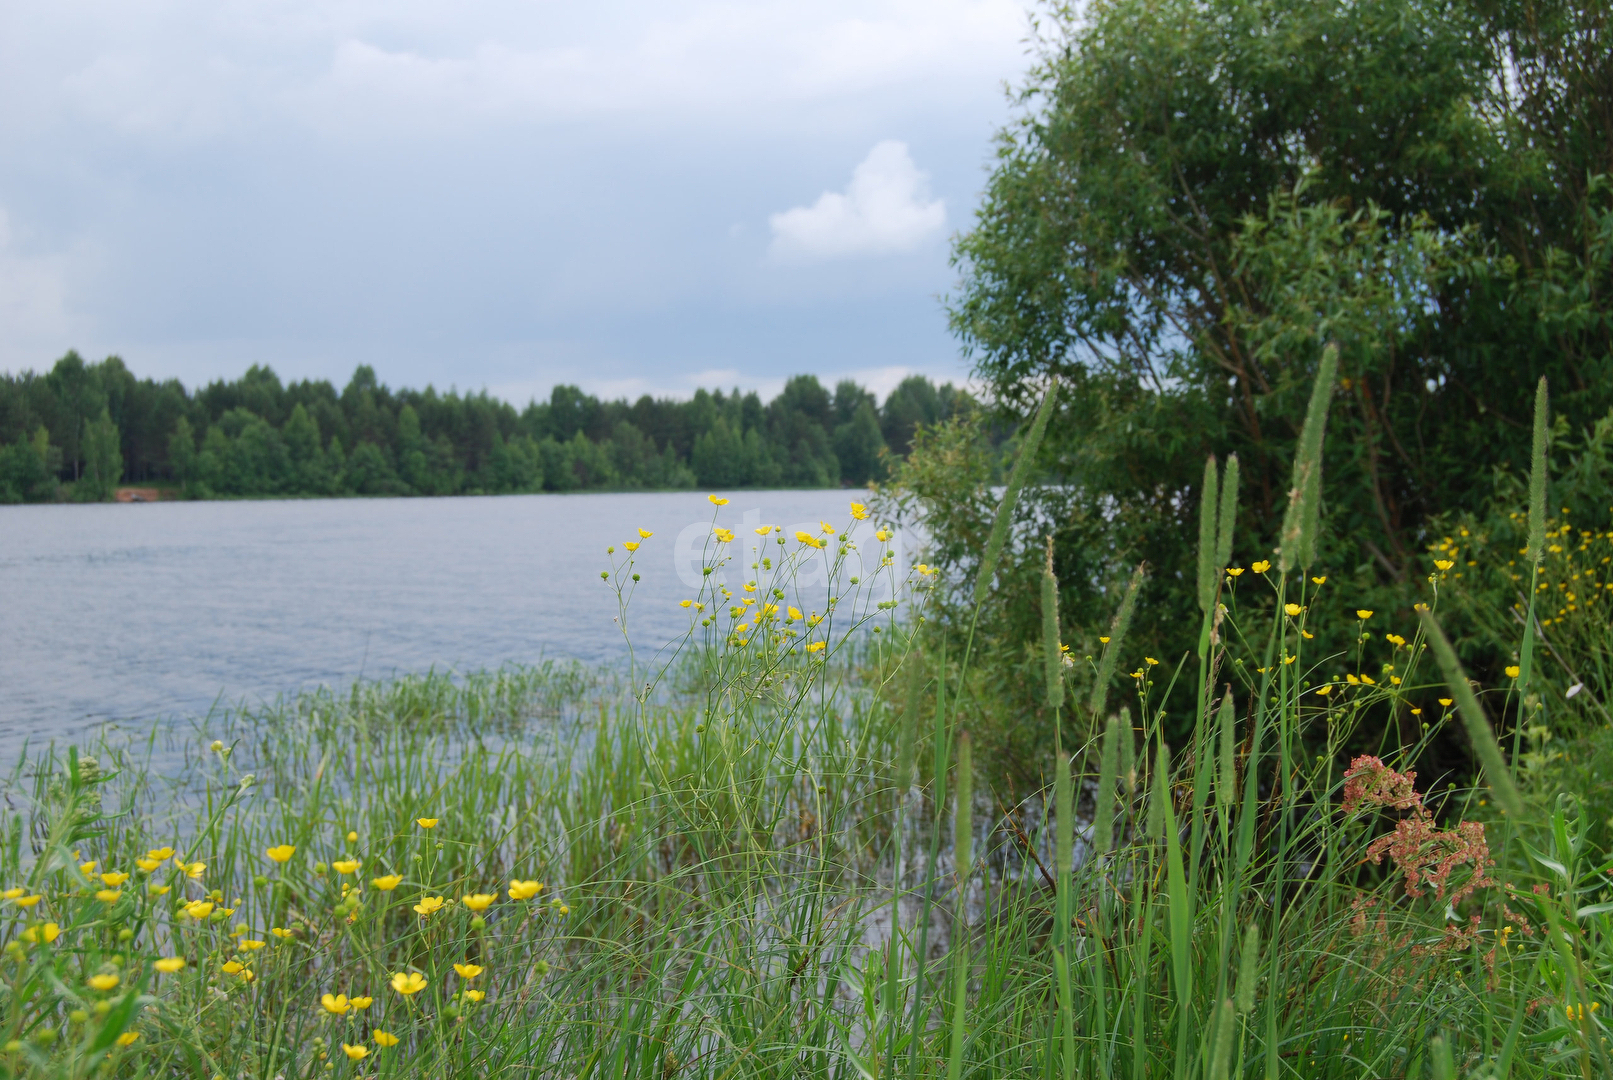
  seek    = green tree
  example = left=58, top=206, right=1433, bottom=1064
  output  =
left=169, top=415, right=199, bottom=494
left=834, top=399, right=888, bottom=486
left=78, top=408, right=123, bottom=501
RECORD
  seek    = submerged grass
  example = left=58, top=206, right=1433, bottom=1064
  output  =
left=2, top=391, right=1612, bottom=1079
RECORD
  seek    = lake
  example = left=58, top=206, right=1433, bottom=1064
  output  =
left=0, top=490, right=904, bottom=754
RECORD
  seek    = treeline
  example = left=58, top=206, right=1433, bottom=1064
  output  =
left=0, top=352, right=974, bottom=501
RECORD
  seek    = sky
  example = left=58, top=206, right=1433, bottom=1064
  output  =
left=0, top=0, right=1036, bottom=406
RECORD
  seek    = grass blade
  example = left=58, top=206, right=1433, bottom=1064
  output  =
left=973, top=378, right=1060, bottom=605
left=1416, top=604, right=1524, bottom=816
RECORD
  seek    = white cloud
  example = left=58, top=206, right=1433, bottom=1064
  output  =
left=768, top=141, right=945, bottom=261
left=0, top=208, right=88, bottom=372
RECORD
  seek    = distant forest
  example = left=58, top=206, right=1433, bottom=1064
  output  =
left=0, top=352, right=977, bottom=502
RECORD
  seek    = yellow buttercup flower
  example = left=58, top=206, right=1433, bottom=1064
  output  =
left=638, top=528, right=653, bottom=539
left=14, top=895, right=41, bottom=908
left=806, top=641, right=827, bottom=654
left=116, top=1032, right=140, bottom=1047
left=135, top=857, right=162, bottom=872
left=146, top=847, right=174, bottom=861
left=1386, top=634, right=1406, bottom=647
left=1252, top=560, right=1272, bottom=573
left=321, top=993, right=351, bottom=1015
left=795, top=532, right=824, bottom=549
left=1360, top=675, right=1377, bottom=685
left=21, top=923, right=59, bottom=944
left=453, top=963, right=483, bottom=979
left=787, top=606, right=803, bottom=621
left=463, top=989, right=485, bottom=1002
left=239, top=939, right=265, bottom=950
left=1315, top=686, right=1332, bottom=696
left=1, top=887, right=22, bottom=899
left=462, top=894, right=496, bottom=912
left=347, top=831, right=358, bottom=842
left=875, top=528, right=892, bottom=542
left=508, top=880, right=544, bottom=900
left=154, top=957, right=186, bottom=973
left=371, top=874, right=403, bottom=891
left=1311, top=576, right=1327, bottom=585
left=754, top=525, right=774, bottom=535
left=413, top=896, right=445, bottom=916
left=265, top=845, right=295, bottom=863
left=100, top=872, right=129, bottom=887
left=679, top=599, right=693, bottom=608
left=148, top=884, right=171, bottom=896
left=79, top=860, right=97, bottom=874
left=416, top=817, right=438, bottom=829
left=177, top=860, right=206, bottom=879
left=1356, top=610, right=1374, bottom=620
left=373, top=1029, right=400, bottom=1047
left=391, top=971, right=428, bottom=996
left=88, top=973, right=120, bottom=991
left=350, top=996, right=374, bottom=1010
left=1439, top=698, right=1453, bottom=707
left=623, top=541, right=639, bottom=552
left=270, top=927, right=294, bottom=939
left=1144, top=656, right=1159, bottom=666
left=182, top=901, right=214, bottom=919
left=1506, top=665, right=1521, bottom=678
left=1099, top=636, right=1110, bottom=644
left=332, top=860, right=360, bottom=875
left=1226, top=567, right=1245, bottom=577
left=221, top=961, right=246, bottom=975
left=342, top=1044, right=369, bottom=1061
left=1284, top=603, right=1302, bottom=617
left=713, top=527, right=735, bottom=543
left=1434, top=559, right=1454, bottom=571
left=1346, top=674, right=1360, bottom=685
left=849, top=502, right=869, bottom=520
left=707, top=494, right=729, bottom=506
left=820, top=521, right=836, bottom=534
left=95, top=889, right=122, bottom=903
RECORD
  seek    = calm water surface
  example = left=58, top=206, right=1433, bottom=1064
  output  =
left=0, top=490, right=894, bottom=752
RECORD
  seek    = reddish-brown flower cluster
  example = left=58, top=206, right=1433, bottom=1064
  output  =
left=1343, top=755, right=1496, bottom=905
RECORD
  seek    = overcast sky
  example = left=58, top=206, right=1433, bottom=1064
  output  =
left=0, top=1, right=1033, bottom=405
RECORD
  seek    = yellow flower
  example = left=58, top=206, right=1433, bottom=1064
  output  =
left=795, top=532, right=824, bottom=549
left=177, top=860, right=206, bottom=879
left=1282, top=655, right=1297, bottom=665
left=321, top=993, right=351, bottom=1015
left=453, top=963, right=484, bottom=979
left=1386, top=634, right=1406, bottom=647
left=100, top=872, right=129, bottom=887
left=346, top=831, right=358, bottom=842
left=1099, top=636, right=1110, bottom=644
left=1434, top=559, right=1455, bottom=571
left=463, top=989, right=485, bottom=1002
left=390, top=971, right=428, bottom=996
left=508, top=879, right=544, bottom=900
left=13, top=895, right=41, bottom=908
left=1390, top=676, right=1402, bottom=685
left=135, top=857, right=162, bottom=872
left=350, top=996, right=374, bottom=1010
left=154, top=956, right=186, bottom=973
left=413, top=896, right=445, bottom=916
left=182, top=901, right=214, bottom=919
left=806, top=642, right=827, bottom=654
left=95, top=889, right=122, bottom=903
left=1315, top=686, right=1332, bottom=696
left=713, top=527, right=735, bottom=543
left=270, top=927, right=294, bottom=939
left=1284, top=603, right=1302, bottom=617
left=371, top=874, right=403, bottom=891
left=1439, top=698, right=1453, bottom=707
left=807, top=614, right=823, bottom=626
left=707, top=494, right=729, bottom=506
left=1311, top=576, right=1327, bottom=585
left=239, top=940, right=265, bottom=950
left=462, top=894, right=496, bottom=912
left=373, top=1030, right=400, bottom=1047
left=21, top=923, right=59, bottom=944
left=848, top=502, right=869, bottom=520
left=1131, top=670, right=1145, bottom=680
left=1252, top=560, right=1272, bottom=573
left=875, top=528, right=892, bottom=542
left=1356, top=610, right=1374, bottom=620
left=754, top=525, right=774, bottom=535
left=146, top=847, right=174, bottom=861
left=787, top=606, right=803, bottom=621
left=679, top=599, right=693, bottom=608
left=623, top=541, right=639, bottom=552
left=342, top=1044, right=369, bottom=1061
left=1346, top=674, right=1360, bottom=685
left=221, top=961, right=246, bottom=975
left=148, top=884, right=171, bottom=896
left=1144, top=657, right=1159, bottom=666
left=1, top=887, right=22, bottom=899
left=1226, top=567, right=1245, bottom=577
left=1360, top=675, right=1377, bottom=685
left=638, top=528, right=653, bottom=539
left=415, top=817, right=438, bottom=829
left=265, top=845, right=295, bottom=863
left=88, top=973, right=120, bottom=991
left=116, top=1032, right=140, bottom=1047
left=820, top=521, right=836, bottom=535
left=1410, top=707, right=1423, bottom=716
left=1505, top=665, right=1521, bottom=678
left=80, top=860, right=97, bottom=874
left=332, top=860, right=360, bottom=875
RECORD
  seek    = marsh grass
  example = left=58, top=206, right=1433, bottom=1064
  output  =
left=2, top=389, right=1611, bottom=1079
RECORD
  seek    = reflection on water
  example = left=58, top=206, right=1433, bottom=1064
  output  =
left=0, top=490, right=904, bottom=752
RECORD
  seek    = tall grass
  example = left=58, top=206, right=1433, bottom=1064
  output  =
left=2, top=384, right=1610, bottom=1079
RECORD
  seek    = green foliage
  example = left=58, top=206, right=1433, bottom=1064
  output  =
left=0, top=355, right=978, bottom=501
